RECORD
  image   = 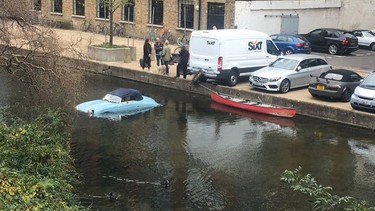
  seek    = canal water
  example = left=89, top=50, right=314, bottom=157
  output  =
left=71, top=73, right=375, bottom=210
left=1, top=73, right=375, bottom=210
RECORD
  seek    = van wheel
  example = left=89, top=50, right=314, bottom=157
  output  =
left=279, top=79, right=290, bottom=93
left=199, top=75, right=208, bottom=82
left=227, top=71, right=239, bottom=87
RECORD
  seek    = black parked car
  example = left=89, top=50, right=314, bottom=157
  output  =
left=300, top=28, right=358, bottom=55
left=308, top=69, right=363, bottom=102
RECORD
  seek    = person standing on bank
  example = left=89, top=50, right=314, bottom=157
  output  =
left=154, top=37, right=163, bottom=67
left=161, top=40, right=172, bottom=75
left=176, top=46, right=189, bottom=79
left=143, top=38, right=152, bottom=71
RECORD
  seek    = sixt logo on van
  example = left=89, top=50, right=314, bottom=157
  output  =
left=207, top=40, right=215, bottom=45
left=248, top=40, right=263, bottom=51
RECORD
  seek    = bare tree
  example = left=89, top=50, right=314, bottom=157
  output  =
left=0, top=0, right=85, bottom=109
left=101, top=0, right=133, bottom=46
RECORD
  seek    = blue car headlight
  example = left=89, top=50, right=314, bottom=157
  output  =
left=269, top=77, right=281, bottom=82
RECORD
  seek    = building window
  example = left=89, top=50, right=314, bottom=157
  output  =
left=149, top=0, right=163, bottom=25
left=51, top=0, right=62, bottom=13
left=178, top=0, right=194, bottom=29
left=97, top=0, right=109, bottom=19
left=33, top=0, right=41, bottom=11
left=122, top=2, right=134, bottom=22
left=73, top=0, right=85, bottom=16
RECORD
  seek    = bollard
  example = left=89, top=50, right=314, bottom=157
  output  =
left=151, top=48, right=155, bottom=61
left=125, top=46, right=136, bottom=61
left=123, top=47, right=131, bottom=63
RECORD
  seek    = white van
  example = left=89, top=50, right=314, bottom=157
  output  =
left=188, top=29, right=281, bottom=86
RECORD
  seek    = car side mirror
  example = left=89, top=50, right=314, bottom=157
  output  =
left=297, top=66, right=302, bottom=71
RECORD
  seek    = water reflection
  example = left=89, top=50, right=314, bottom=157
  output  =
left=2, top=72, right=373, bottom=210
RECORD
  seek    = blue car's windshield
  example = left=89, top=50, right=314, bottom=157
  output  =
left=103, top=94, right=122, bottom=103
left=269, top=58, right=299, bottom=70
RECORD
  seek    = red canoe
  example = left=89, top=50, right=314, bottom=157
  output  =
left=210, top=102, right=296, bottom=128
left=210, top=92, right=296, bottom=118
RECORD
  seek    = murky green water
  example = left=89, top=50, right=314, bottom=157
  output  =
left=2, top=73, right=374, bottom=210
left=71, top=74, right=375, bottom=210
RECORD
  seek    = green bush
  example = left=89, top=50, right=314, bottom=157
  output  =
left=281, top=166, right=375, bottom=211
left=94, top=42, right=126, bottom=48
left=0, top=109, right=84, bottom=210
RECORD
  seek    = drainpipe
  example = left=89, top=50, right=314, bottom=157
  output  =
left=198, top=0, right=201, bottom=30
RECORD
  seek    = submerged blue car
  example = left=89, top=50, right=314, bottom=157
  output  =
left=270, top=34, right=311, bottom=55
left=76, top=88, right=160, bottom=120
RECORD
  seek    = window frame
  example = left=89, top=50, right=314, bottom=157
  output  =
left=149, top=0, right=163, bottom=25
left=122, top=2, right=135, bottom=22
left=73, top=0, right=85, bottom=16
left=51, top=0, right=63, bottom=14
left=178, top=0, right=194, bottom=29
left=32, top=0, right=41, bottom=11
left=96, top=0, right=109, bottom=19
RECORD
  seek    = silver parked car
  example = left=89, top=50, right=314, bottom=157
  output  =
left=249, top=54, right=331, bottom=93
left=351, top=71, right=375, bottom=112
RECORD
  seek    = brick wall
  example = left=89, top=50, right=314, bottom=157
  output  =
left=37, top=0, right=235, bottom=40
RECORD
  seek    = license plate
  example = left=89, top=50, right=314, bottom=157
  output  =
left=317, top=84, right=325, bottom=91
left=253, top=81, right=263, bottom=86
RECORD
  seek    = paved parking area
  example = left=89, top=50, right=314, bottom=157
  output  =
left=313, top=49, right=375, bottom=74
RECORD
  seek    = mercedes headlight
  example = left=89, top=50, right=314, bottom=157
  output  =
left=269, top=77, right=281, bottom=82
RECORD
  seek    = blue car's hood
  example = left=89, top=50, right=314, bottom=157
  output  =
left=76, top=96, right=160, bottom=119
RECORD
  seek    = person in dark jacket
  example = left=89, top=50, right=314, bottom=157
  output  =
left=154, top=37, right=163, bottom=67
left=176, top=46, right=189, bottom=79
left=143, top=39, right=152, bottom=70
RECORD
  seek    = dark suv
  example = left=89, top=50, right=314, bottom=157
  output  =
left=300, top=28, right=358, bottom=55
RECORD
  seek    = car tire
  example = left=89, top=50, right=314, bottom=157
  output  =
left=328, top=44, right=339, bottom=55
left=310, top=93, right=319, bottom=98
left=227, top=71, right=239, bottom=87
left=341, top=89, right=353, bottom=102
left=279, top=79, right=290, bottom=93
left=285, top=48, right=293, bottom=55
left=199, top=75, right=208, bottom=82
left=371, top=43, right=375, bottom=51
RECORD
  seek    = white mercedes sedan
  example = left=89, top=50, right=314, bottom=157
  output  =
left=249, top=54, right=331, bottom=93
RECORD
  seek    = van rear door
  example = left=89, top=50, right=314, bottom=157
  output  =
left=189, top=36, right=220, bottom=73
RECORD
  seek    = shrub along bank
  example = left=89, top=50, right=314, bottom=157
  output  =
left=0, top=109, right=83, bottom=210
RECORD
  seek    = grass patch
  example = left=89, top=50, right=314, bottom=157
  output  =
left=94, top=42, right=126, bottom=48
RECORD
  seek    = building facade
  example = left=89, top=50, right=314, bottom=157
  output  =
left=235, top=0, right=375, bottom=34
left=30, top=0, right=235, bottom=40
